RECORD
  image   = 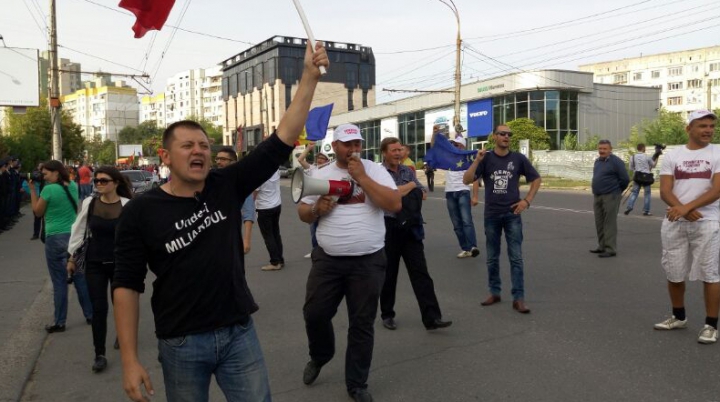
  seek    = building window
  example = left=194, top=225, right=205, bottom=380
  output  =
left=668, top=67, right=683, bottom=77
left=632, top=72, right=643, bottom=81
left=356, top=120, right=381, bottom=162
left=687, top=79, right=702, bottom=89
left=668, top=82, right=683, bottom=91
left=711, top=78, right=720, bottom=87
left=613, top=73, right=627, bottom=84
left=397, top=113, right=426, bottom=165
left=667, top=96, right=682, bottom=106
left=710, top=62, right=720, bottom=72
left=347, top=89, right=354, bottom=111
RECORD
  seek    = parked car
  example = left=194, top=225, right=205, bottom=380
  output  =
left=140, top=170, right=161, bottom=188
left=120, top=170, right=154, bottom=194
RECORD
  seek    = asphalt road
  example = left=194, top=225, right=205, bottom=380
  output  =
left=4, top=183, right=720, bottom=402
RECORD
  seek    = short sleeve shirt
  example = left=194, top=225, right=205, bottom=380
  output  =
left=40, top=182, right=79, bottom=235
left=474, top=151, right=540, bottom=216
left=660, top=145, right=720, bottom=222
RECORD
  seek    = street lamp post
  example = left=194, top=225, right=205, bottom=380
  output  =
left=436, top=0, right=463, bottom=133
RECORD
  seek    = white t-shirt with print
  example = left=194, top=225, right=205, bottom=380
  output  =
left=445, top=170, right=470, bottom=192
left=301, top=160, right=397, bottom=256
left=660, top=144, right=720, bottom=222
left=255, top=170, right=281, bottom=210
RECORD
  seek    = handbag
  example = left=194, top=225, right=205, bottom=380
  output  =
left=72, top=197, right=96, bottom=275
left=633, top=171, right=655, bottom=186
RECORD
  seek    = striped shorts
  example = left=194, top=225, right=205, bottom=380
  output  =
left=661, top=220, right=720, bottom=283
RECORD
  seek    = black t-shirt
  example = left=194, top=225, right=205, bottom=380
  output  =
left=87, top=199, right=123, bottom=263
left=112, top=133, right=293, bottom=339
left=474, top=151, right=540, bottom=217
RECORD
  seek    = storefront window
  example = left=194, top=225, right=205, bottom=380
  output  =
left=357, top=120, right=381, bottom=162
left=398, top=112, right=425, bottom=164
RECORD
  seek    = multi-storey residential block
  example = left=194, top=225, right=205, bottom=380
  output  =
left=139, top=93, right=168, bottom=128
left=61, top=76, right=139, bottom=141
left=579, top=46, right=720, bottom=118
left=220, top=36, right=376, bottom=151
left=39, top=51, right=82, bottom=97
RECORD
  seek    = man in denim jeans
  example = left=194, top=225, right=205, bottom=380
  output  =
left=463, top=125, right=541, bottom=314
left=113, top=43, right=329, bottom=402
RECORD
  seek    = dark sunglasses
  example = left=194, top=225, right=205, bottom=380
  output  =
left=93, top=178, right=114, bottom=185
left=495, top=131, right=513, bottom=137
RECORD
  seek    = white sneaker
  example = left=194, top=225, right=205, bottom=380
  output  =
left=261, top=263, right=283, bottom=271
left=304, top=253, right=312, bottom=258
left=654, top=316, right=687, bottom=330
left=457, top=251, right=472, bottom=258
left=698, top=325, right=718, bottom=344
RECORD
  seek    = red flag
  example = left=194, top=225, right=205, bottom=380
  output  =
left=119, top=0, right=176, bottom=38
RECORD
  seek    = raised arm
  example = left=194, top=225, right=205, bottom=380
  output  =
left=297, top=143, right=314, bottom=170
left=276, top=43, right=329, bottom=147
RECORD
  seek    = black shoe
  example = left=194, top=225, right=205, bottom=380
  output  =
left=589, top=248, right=604, bottom=254
left=643, top=212, right=653, bottom=216
left=598, top=252, right=617, bottom=258
left=471, top=247, right=480, bottom=257
left=349, top=388, right=373, bottom=402
left=303, top=360, right=324, bottom=385
left=45, top=324, right=65, bottom=333
left=92, top=355, right=107, bottom=373
left=30, top=235, right=39, bottom=240
left=382, top=318, right=397, bottom=330
left=114, top=337, right=120, bottom=350
left=624, top=209, right=631, bottom=215
left=425, top=319, right=453, bottom=330
left=86, top=318, right=92, bottom=325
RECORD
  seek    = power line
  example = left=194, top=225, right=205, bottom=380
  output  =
left=58, top=44, right=145, bottom=73
left=22, top=0, right=47, bottom=42
left=149, top=0, right=193, bottom=85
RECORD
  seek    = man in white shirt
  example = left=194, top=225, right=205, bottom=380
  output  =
left=444, top=136, right=480, bottom=258
left=624, top=143, right=660, bottom=216
left=655, top=110, right=720, bottom=345
left=255, top=169, right=284, bottom=271
left=297, top=124, right=401, bottom=402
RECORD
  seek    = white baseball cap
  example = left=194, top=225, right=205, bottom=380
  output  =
left=333, top=124, right=364, bottom=142
left=687, top=109, right=717, bottom=125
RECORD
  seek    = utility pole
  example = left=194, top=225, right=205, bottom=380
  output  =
left=453, top=9, right=462, bottom=133
left=48, top=0, right=62, bottom=161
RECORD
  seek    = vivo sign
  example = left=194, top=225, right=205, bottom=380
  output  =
left=466, top=99, right=493, bottom=138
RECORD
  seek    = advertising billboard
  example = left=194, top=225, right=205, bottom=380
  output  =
left=119, top=144, right=143, bottom=157
left=380, top=117, right=398, bottom=140
left=466, top=99, right=493, bottom=138
left=0, top=47, right=40, bottom=107
left=423, top=105, right=467, bottom=143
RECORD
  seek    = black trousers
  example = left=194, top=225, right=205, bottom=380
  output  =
left=33, top=215, right=42, bottom=237
left=427, top=174, right=434, bottom=192
left=381, top=218, right=442, bottom=326
left=256, top=205, right=284, bottom=265
left=303, top=247, right=386, bottom=392
left=85, top=261, right=114, bottom=356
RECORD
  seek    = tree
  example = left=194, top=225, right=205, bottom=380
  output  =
left=118, top=120, right=162, bottom=144
left=2, top=97, right=85, bottom=168
left=187, top=114, right=223, bottom=145
left=488, top=118, right=551, bottom=151
left=85, top=135, right=117, bottom=165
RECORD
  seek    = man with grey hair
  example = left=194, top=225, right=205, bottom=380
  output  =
left=590, top=139, right=630, bottom=258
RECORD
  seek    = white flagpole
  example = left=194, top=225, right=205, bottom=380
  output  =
left=291, top=0, right=327, bottom=75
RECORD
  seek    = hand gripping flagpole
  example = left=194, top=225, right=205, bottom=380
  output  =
left=291, top=0, right=327, bottom=75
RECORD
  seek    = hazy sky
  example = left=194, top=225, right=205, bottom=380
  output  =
left=2, top=0, right=719, bottom=103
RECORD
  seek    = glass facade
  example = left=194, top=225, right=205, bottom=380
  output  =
left=492, top=90, right=578, bottom=149
left=398, top=112, right=426, bottom=166
left=357, top=120, right=381, bottom=162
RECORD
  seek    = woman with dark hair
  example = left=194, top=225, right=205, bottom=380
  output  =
left=29, top=160, right=93, bottom=333
left=67, top=166, right=132, bottom=373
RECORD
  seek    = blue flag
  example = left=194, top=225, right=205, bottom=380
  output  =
left=425, top=134, right=476, bottom=171
left=306, top=103, right=334, bottom=141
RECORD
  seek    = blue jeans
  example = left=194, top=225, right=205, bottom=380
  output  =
left=158, top=318, right=271, bottom=402
left=79, top=184, right=93, bottom=200
left=484, top=212, right=525, bottom=300
left=310, top=220, right=318, bottom=249
left=626, top=182, right=651, bottom=213
left=44, top=233, right=93, bottom=326
left=445, top=190, right=477, bottom=251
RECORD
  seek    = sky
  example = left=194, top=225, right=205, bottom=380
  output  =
left=2, top=0, right=719, bottom=104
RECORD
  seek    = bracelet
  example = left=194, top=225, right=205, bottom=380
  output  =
left=311, top=203, right=320, bottom=218
left=523, top=199, right=531, bottom=208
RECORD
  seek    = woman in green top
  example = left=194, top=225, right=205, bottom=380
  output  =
left=29, top=160, right=93, bottom=333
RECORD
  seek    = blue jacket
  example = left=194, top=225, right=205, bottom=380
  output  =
left=592, top=154, right=630, bottom=195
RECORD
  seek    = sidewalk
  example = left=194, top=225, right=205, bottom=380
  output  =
left=0, top=207, right=52, bottom=402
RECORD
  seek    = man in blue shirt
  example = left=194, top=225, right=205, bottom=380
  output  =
left=590, top=139, right=630, bottom=258
left=463, top=125, right=541, bottom=314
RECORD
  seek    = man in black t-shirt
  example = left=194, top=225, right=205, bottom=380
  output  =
left=113, top=43, right=329, bottom=402
left=463, top=125, right=541, bottom=314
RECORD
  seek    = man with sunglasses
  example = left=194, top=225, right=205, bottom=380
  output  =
left=463, top=125, right=541, bottom=314
left=590, top=139, right=630, bottom=258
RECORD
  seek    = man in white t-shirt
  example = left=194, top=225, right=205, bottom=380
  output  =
left=655, top=109, right=720, bottom=345
left=444, top=135, right=480, bottom=258
left=255, top=169, right=284, bottom=271
left=297, top=124, right=401, bottom=402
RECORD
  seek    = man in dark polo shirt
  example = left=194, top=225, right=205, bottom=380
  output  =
left=590, top=139, right=630, bottom=258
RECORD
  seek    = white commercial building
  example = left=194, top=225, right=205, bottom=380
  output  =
left=579, top=45, right=720, bottom=118
left=61, top=76, right=139, bottom=141
left=141, top=66, right=224, bottom=128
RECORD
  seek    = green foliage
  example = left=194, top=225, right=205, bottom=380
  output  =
left=187, top=114, right=223, bottom=145
left=118, top=121, right=162, bottom=144
left=563, top=133, right=577, bottom=150
left=577, top=135, right=600, bottom=151
left=2, top=97, right=86, bottom=168
left=488, top=118, right=551, bottom=151
left=85, top=135, right=117, bottom=165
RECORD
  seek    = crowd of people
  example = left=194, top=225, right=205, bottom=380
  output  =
left=5, top=39, right=719, bottom=402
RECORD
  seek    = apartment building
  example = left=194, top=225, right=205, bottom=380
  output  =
left=61, top=76, right=139, bottom=141
left=579, top=45, right=720, bottom=117
left=39, top=51, right=82, bottom=97
left=139, top=93, right=168, bottom=128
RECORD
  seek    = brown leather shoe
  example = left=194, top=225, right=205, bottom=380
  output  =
left=480, top=295, right=501, bottom=306
left=512, top=300, right=531, bottom=314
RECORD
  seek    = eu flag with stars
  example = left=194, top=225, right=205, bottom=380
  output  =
left=425, top=134, right=477, bottom=171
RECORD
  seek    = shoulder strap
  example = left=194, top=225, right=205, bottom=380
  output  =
left=61, top=184, right=78, bottom=212
left=83, top=197, right=97, bottom=239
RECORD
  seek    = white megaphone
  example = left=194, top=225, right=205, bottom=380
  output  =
left=291, top=168, right=354, bottom=203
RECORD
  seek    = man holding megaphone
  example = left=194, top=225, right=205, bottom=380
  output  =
left=297, top=124, right=401, bottom=402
